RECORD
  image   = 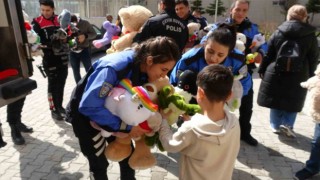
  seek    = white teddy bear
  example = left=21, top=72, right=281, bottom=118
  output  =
left=301, top=64, right=320, bottom=122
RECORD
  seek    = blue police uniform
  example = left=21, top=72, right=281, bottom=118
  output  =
left=79, top=50, right=148, bottom=132
left=170, top=46, right=252, bottom=96
left=75, top=49, right=146, bottom=180
left=225, top=18, right=268, bottom=62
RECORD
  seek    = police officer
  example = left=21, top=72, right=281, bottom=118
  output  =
left=133, top=0, right=188, bottom=53
left=175, top=0, right=200, bottom=25
left=32, top=0, right=69, bottom=121
left=72, top=37, right=181, bottom=180
left=170, top=24, right=252, bottom=124
left=225, top=0, right=268, bottom=146
left=7, top=97, right=33, bottom=145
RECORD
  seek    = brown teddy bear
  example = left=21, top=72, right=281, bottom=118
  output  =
left=107, top=5, right=152, bottom=54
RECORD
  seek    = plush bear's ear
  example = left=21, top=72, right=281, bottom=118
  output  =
left=144, top=84, right=157, bottom=94
left=119, top=11, right=130, bottom=28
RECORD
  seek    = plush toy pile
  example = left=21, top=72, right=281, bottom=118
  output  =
left=143, top=76, right=201, bottom=152
left=90, top=79, right=160, bottom=170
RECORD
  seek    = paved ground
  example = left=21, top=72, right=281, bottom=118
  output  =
left=0, top=53, right=319, bottom=180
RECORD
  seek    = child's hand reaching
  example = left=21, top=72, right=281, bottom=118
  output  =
left=159, top=109, right=171, bottom=121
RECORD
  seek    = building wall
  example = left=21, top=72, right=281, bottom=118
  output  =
left=21, top=0, right=319, bottom=30
left=144, top=0, right=319, bottom=32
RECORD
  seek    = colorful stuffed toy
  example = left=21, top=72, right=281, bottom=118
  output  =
left=249, top=33, right=265, bottom=52
left=301, top=64, right=320, bottom=122
left=107, top=5, right=152, bottom=54
left=158, top=85, right=201, bottom=125
left=246, top=52, right=258, bottom=64
left=92, top=21, right=120, bottom=49
left=145, top=85, right=201, bottom=151
left=143, top=74, right=201, bottom=152
left=93, top=79, right=159, bottom=166
left=187, top=22, right=200, bottom=42
left=23, top=10, right=42, bottom=56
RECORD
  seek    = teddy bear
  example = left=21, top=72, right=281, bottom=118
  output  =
left=187, top=22, right=201, bottom=42
left=301, top=64, right=320, bottom=122
left=183, top=22, right=201, bottom=52
left=92, top=21, right=120, bottom=49
left=235, top=32, right=246, bottom=52
left=106, top=5, right=153, bottom=54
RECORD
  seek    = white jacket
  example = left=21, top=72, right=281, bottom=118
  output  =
left=159, top=109, right=240, bottom=180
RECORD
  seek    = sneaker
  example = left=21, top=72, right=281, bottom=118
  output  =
left=57, top=107, right=66, bottom=117
left=51, top=110, right=64, bottom=121
left=280, top=125, right=297, bottom=138
left=294, top=168, right=318, bottom=180
left=241, top=135, right=258, bottom=146
left=271, top=127, right=280, bottom=134
left=16, top=122, right=33, bottom=133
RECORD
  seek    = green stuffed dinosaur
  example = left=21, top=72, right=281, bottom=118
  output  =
left=145, top=85, right=201, bottom=151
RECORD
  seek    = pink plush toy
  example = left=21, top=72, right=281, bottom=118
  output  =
left=92, top=21, right=120, bottom=49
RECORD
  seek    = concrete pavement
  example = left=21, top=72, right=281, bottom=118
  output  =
left=0, top=54, right=319, bottom=180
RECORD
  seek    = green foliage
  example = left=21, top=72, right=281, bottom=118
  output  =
left=190, top=0, right=205, bottom=14
left=306, top=0, right=320, bottom=13
left=205, top=0, right=226, bottom=17
left=306, top=0, right=320, bottom=23
left=278, top=0, right=298, bottom=18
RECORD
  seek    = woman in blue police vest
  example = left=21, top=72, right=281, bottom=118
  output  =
left=170, top=23, right=252, bottom=124
left=76, top=36, right=181, bottom=180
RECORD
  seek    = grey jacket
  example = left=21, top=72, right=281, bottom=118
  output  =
left=76, top=18, right=96, bottom=49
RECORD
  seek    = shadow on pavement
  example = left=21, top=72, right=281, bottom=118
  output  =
left=154, top=152, right=179, bottom=177
left=237, top=142, right=304, bottom=180
left=13, top=132, right=83, bottom=180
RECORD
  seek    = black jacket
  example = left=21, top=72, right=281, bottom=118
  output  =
left=257, top=20, right=319, bottom=112
left=133, top=9, right=188, bottom=53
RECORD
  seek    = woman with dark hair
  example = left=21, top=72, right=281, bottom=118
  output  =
left=72, top=36, right=181, bottom=180
left=170, top=23, right=252, bottom=107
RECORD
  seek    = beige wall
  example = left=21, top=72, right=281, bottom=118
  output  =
left=88, top=0, right=319, bottom=29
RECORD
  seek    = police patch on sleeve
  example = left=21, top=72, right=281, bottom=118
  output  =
left=238, top=65, right=248, bottom=77
left=99, top=82, right=113, bottom=98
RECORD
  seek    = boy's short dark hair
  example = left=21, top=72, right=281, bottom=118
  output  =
left=39, top=0, right=54, bottom=8
left=175, top=0, right=189, bottom=6
left=196, top=64, right=233, bottom=102
left=161, top=0, right=176, bottom=10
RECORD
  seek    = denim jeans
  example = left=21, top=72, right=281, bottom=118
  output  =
left=270, top=108, right=297, bottom=129
left=305, top=123, right=320, bottom=174
left=70, top=47, right=92, bottom=83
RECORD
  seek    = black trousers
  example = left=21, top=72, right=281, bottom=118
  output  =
left=43, top=54, right=68, bottom=111
left=72, top=115, right=135, bottom=180
left=7, top=97, right=26, bottom=125
left=239, top=87, right=254, bottom=138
